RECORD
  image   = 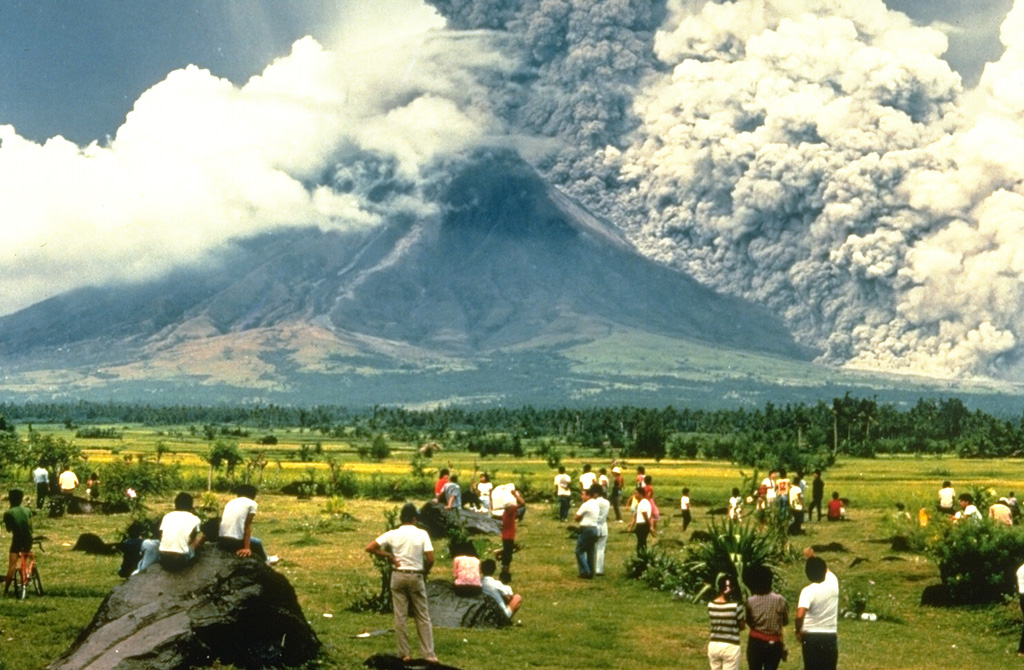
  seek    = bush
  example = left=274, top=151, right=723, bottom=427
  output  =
left=928, top=520, right=1024, bottom=604
left=100, top=460, right=183, bottom=507
left=679, top=517, right=787, bottom=600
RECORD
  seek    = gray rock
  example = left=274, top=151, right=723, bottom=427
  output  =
left=417, top=503, right=501, bottom=540
left=424, top=580, right=510, bottom=629
left=48, top=545, right=319, bottom=670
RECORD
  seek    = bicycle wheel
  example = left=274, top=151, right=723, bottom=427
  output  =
left=13, top=568, right=25, bottom=599
left=30, top=565, right=43, bottom=596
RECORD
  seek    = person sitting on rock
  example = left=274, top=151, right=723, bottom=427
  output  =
left=134, top=492, right=205, bottom=574
left=218, top=484, right=278, bottom=566
left=480, top=558, right=522, bottom=619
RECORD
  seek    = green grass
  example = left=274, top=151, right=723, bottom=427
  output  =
left=3, top=435, right=1024, bottom=669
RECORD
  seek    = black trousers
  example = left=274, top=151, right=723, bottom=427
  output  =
left=748, top=636, right=784, bottom=670
left=801, top=632, right=837, bottom=670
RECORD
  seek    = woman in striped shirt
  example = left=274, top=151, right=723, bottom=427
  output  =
left=707, top=574, right=745, bottom=670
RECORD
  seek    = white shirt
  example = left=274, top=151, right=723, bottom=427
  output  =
left=798, top=573, right=839, bottom=633
left=598, top=474, right=609, bottom=488
left=635, top=498, right=652, bottom=525
left=763, top=477, right=776, bottom=501
left=32, top=467, right=49, bottom=484
left=680, top=495, right=690, bottom=511
left=159, top=510, right=201, bottom=554
left=58, top=470, right=78, bottom=492
left=580, top=472, right=597, bottom=491
left=956, top=504, right=982, bottom=522
left=577, top=498, right=601, bottom=527
left=938, top=487, right=956, bottom=508
left=481, top=575, right=513, bottom=617
left=790, top=485, right=804, bottom=511
left=219, top=496, right=257, bottom=540
left=376, top=524, right=434, bottom=572
left=1017, top=563, right=1024, bottom=594
left=554, top=474, right=571, bottom=496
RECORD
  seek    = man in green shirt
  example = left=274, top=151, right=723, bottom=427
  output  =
left=3, top=489, right=34, bottom=595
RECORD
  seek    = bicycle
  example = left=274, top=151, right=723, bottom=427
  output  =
left=10, top=538, right=43, bottom=600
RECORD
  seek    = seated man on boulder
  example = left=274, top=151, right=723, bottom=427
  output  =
left=218, top=484, right=278, bottom=566
left=134, top=492, right=205, bottom=574
left=480, top=559, right=522, bottom=619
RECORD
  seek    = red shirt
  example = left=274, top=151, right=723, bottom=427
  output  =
left=827, top=499, right=843, bottom=519
left=501, top=505, right=517, bottom=540
left=434, top=476, right=449, bottom=496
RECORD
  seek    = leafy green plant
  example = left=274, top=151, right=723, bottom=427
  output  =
left=927, top=520, right=1024, bottom=604
left=678, top=517, right=786, bottom=601
left=349, top=506, right=400, bottom=614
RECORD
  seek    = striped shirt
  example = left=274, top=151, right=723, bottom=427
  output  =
left=746, top=592, right=788, bottom=639
left=708, top=601, right=744, bottom=645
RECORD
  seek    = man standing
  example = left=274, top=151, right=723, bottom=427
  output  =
left=810, top=471, right=824, bottom=522
left=591, top=484, right=611, bottom=576
left=219, top=485, right=278, bottom=565
left=32, top=464, right=49, bottom=511
left=610, top=466, right=624, bottom=522
left=796, top=556, right=839, bottom=670
left=500, top=486, right=526, bottom=575
left=365, top=503, right=439, bottom=664
left=574, top=487, right=600, bottom=578
left=554, top=466, right=572, bottom=522
left=58, top=466, right=78, bottom=497
left=579, top=464, right=596, bottom=492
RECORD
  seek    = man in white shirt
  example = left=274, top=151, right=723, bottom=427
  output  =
left=480, top=558, right=522, bottom=618
left=591, top=484, right=612, bottom=576
left=790, top=482, right=805, bottom=534
left=32, top=464, right=49, bottom=510
left=628, top=486, right=654, bottom=553
left=135, top=492, right=204, bottom=573
left=796, top=556, right=839, bottom=670
left=366, top=503, right=438, bottom=664
left=955, top=493, right=983, bottom=523
left=219, top=485, right=277, bottom=565
left=554, top=466, right=572, bottom=521
left=579, top=464, right=597, bottom=491
left=574, top=487, right=600, bottom=578
left=938, top=481, right=956, bottom=515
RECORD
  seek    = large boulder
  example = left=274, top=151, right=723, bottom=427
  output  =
left=49, top=545, right=320, bottom=670
left=424, top=580, right=511, bottom=629
left=416, top=503, right=501, bottom=540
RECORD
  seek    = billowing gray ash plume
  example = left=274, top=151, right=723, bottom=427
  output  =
left=428, top=0, right=1024, bottom=380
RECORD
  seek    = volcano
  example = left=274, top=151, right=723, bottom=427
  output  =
left=0, top=151, right=815, bottom=405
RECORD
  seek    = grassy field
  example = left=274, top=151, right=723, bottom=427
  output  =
left=2, top=428, right=1023, bottom=669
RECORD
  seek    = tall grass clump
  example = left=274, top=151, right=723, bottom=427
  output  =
left=927, top=520, right=1024, bottom=604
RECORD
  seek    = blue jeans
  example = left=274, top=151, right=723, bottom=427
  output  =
left=575, top=526, right=598, bottom=577
left=134, top=539, right=194, bottom=574
left=558, top=496, right=571, bottom=521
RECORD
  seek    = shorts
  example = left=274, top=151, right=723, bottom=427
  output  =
left=10, top=536, right=33, bottom=554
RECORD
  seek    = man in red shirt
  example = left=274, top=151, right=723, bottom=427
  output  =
left=500, top=487, right=526, bottom=575
left=827, top=492, right=844, bottom=521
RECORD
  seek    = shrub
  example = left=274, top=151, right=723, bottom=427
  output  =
left=678, top=517, right=787, bottom=600
left=928, top=520, right=1024, bottom=604
left=99, top=460, right=183, bottom=507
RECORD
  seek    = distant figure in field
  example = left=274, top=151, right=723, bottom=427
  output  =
left=32, top=464, right=49, bottom=511
left=474, top=473, right=493, bottom=514
left=442, top=474, right=462, bottom=510
left=744, top=564, right=788, bottom=670
left=955, top=493, right=982, bottom=523
left=86, top=472, right=100, bottom=500
left=579, top=463, right=596, bottom=491
left=728, top=487, right=743, bottom=521
left=58, top=466, right=79, bottom=498
left=628, top=486, right=653, bottom=553
left=574, top=486, right=600, bottom=579
left=590, top=484, right=611, bottom=576
left=597, top=467, right=609, bottom=491
left=452, top=542, right=481, bottom=597
left=796, top=556, right=839, bottom=670
left=1007, top=491, right=1021, bottom=522
left=937, top=480, right=956, bottom=516
left=989, top=497, right=1014, bottom=526
left=680, top=487, right=692, bottom=531
left=134, top=491, right=205, bottom=573
left=810, top=470, right=824, bottom=522
left=480, top=558, right=522, bottom=618
left=775, top=470, right=791, bottom=511
left=636, top=465, right=647, bottom=488
left=433, top=468, right=450, bottom=502
left=497, top=486, right=525, bottom=574
left=554, top=466, right=572, bottom=522
left=788, top=478, right=805, bottom=535
left=365, top=503, right=438, bottom=664
left=826, top=492, right=844, bottom=521
left=643, top=474, right=660, bottom=531
left=761, top=471, right=778, bottom=510
left=707, top=573, right=745, bottom=670
left=610, top=466, right=624, bottom=522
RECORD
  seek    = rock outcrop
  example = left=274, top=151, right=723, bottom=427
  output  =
left=49, top=545, right=319, bottom=670
left=416, top=503, right=501, bottom=540
left=424, top=580, right=511, bottom=629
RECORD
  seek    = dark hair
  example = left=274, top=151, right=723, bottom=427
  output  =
left=449, top=474, right=459, bottom=483
left=481, top=559, right=497, bottom=576
left=451, top=541, right=477, bottom=557
left=831, top=491, right=839, bottom=499
left=439, top=468, right=450, bottom=477
left=558, top=465, right=566, bottom=473
left=716, top=573, right=739, bottom=600
left=637, top=466, right=646, bottom=474
left=779, top=469, right=787, bottom=478
left=635, top=485, right=646, bottom=495
left=174, top=492, right=194, bottom=511
left=583, top=464, right=591, bottom=472
left=942, top=480, right=952, bottom=488
left=480, top=473, right=490, bottom=481
left=682, top=487, right=690, bottom=494
left=599, top=468, right=607, bottom=474
left=744, top=565, right=774, bottom=595
left=644, top=474, right=653, bottom=485
left=400, top=502, right=418, bottom=523
left=236, top=484, right=257, bottom=499
left=806, top=556, right=827, bottom=582
left=588, top=484, right=604, bottom=497
left=8, top=489, right=24, bottom=506
left=959, top=493, right=973, bottom=504
left=814, top=470, right=821, bottom=476
left=732, top=487, right=740, bottom=496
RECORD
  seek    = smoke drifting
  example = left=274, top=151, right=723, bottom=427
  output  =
left=5, top=0, right=1024, bottom=380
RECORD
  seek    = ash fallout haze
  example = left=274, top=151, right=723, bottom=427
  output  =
left=2, top=0, right=1024, bottom=405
